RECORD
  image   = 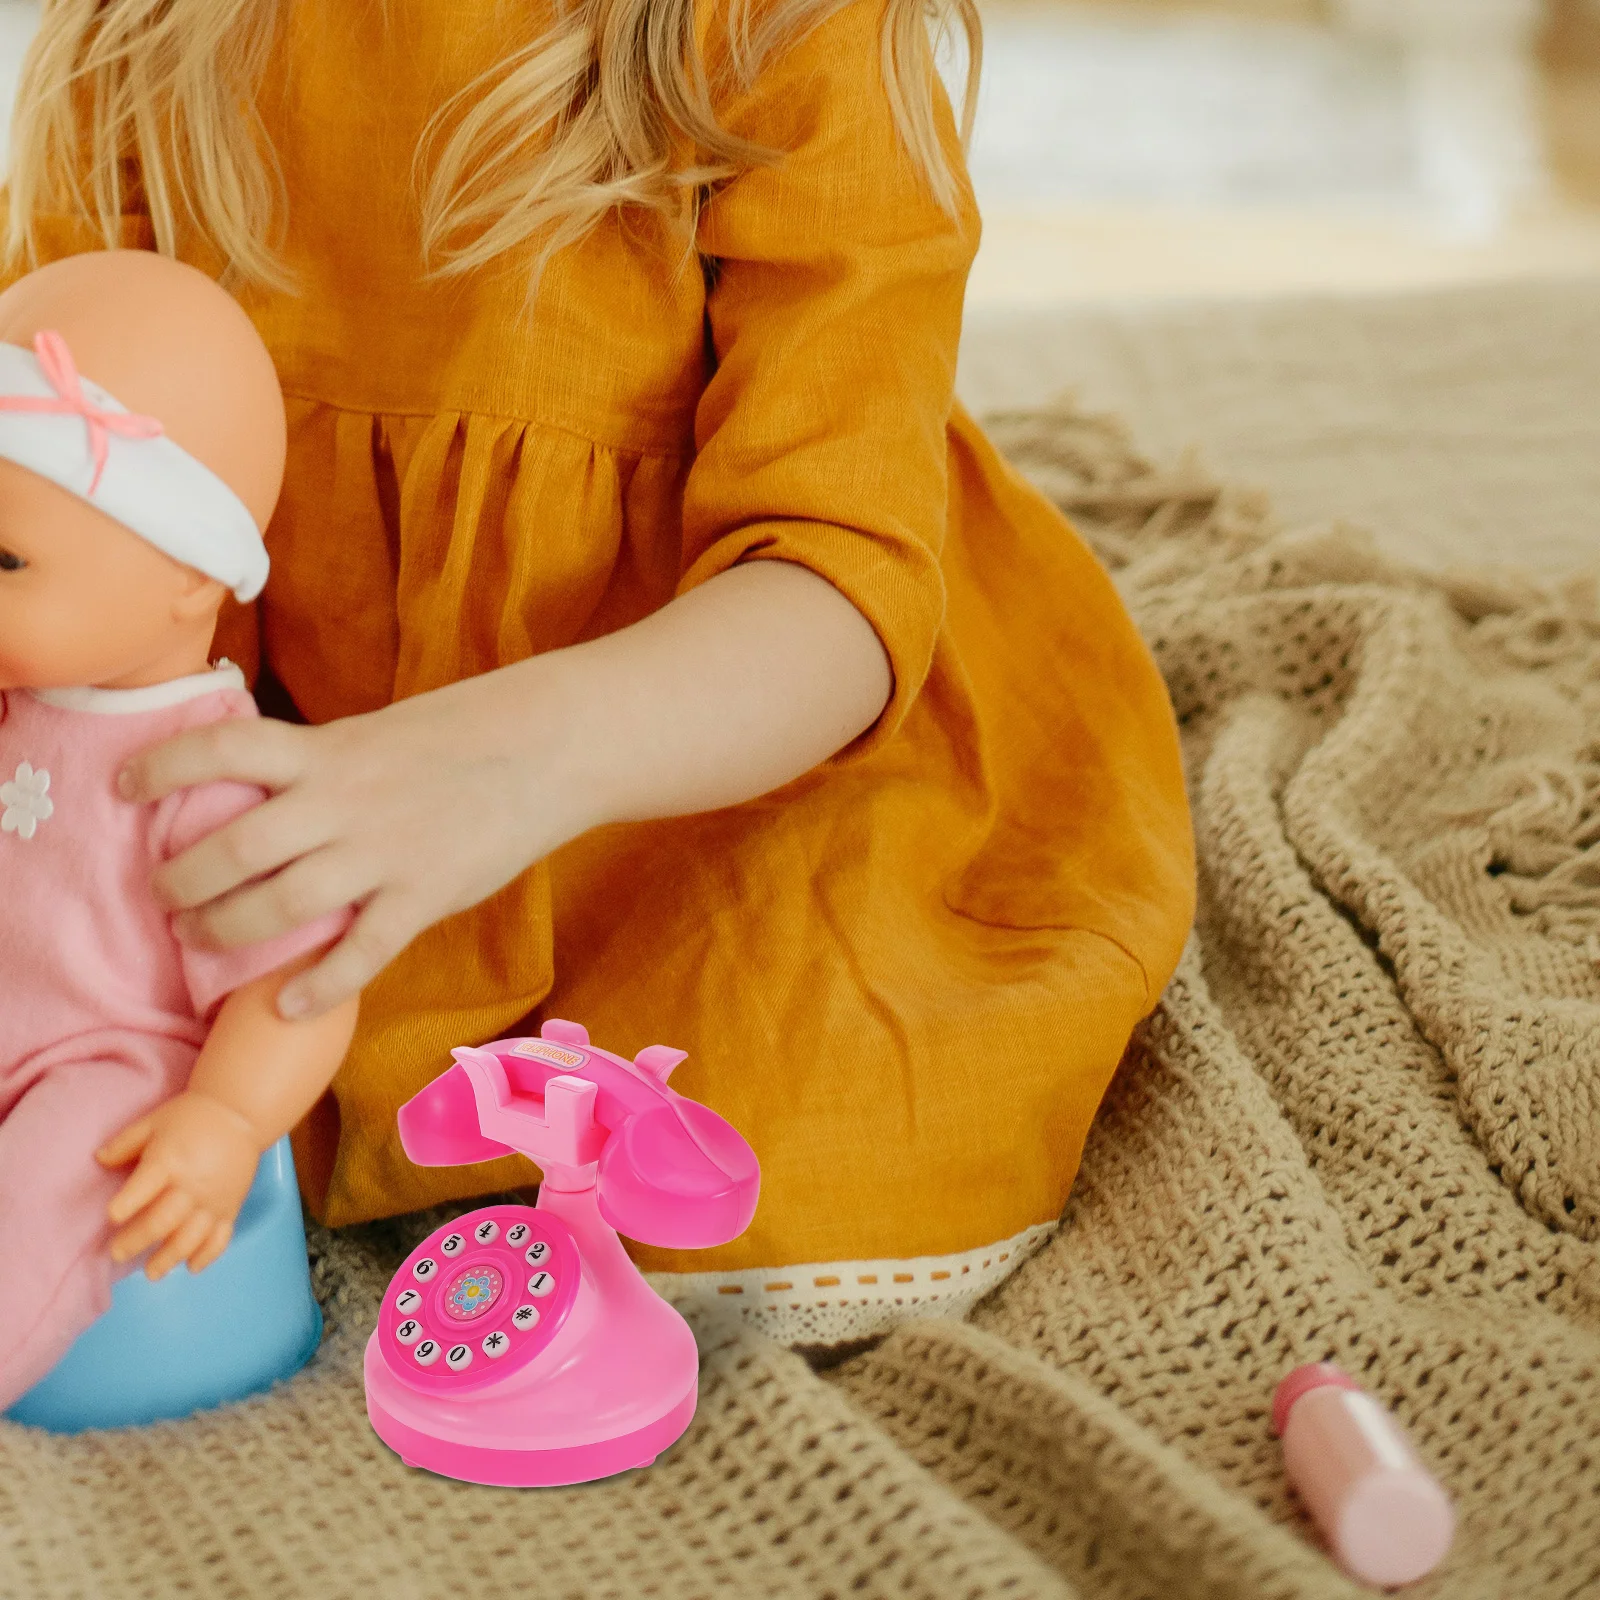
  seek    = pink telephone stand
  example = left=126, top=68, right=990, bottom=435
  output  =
left=363, top=1020, right=759, bottom=1487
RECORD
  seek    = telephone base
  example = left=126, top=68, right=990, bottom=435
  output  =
left=362, top=1192, right=703, bottom=1488
left=368, top=1374, right=696, bottom=1488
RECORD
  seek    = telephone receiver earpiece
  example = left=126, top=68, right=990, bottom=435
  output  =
left=396, top=1061, right=510, bottom=1168
left=395, top=1021, right=759, bottom=1251
left=594, top=1097, right=759, bottom=1250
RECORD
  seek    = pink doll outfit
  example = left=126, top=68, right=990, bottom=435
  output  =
left=0, top=664, right=344, bottom=1407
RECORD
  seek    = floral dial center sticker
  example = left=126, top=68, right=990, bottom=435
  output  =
left=442, top=1264, right=504, bottom=1322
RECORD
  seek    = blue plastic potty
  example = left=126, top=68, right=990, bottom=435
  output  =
left=5, top=1136, right=322, bottom=1432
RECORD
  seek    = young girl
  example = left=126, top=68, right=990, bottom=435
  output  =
left=5, top=0, right=1193, bottom=1339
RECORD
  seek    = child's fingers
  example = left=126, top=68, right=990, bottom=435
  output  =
left=118, top=716, right=308, bottom=806
left=277, top=893, right=418, bottom=1018
left=155, top=793, right=340, bottom=927
left=96, top=1117, right=154, bottom=1169
left=109, top=1188, right=193, bottom=1266
left=106, top=1152, right=172, bottom=1225
left=173, top=843, right=368, bottom=954
left=188, top=1218, right=235, bottom=1275
left=146, top=1209, right=216, bottom=1281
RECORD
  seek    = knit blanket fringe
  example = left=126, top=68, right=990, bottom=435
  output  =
left=991, top=400, right=1600, bottom=964
left=3, top=397, right=1597, bottom=1600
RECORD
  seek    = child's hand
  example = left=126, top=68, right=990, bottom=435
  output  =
left=116, top=669, right=595, bottom=1021
left=96, top=1092, right=261, bottom=1279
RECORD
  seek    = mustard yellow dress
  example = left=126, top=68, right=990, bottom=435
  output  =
left=25, top=0, right=1193, bottom=1330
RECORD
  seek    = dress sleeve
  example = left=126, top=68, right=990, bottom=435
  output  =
left=161, top=778, right=353, bottom=1020
left=682, top=0, right=980, bottom=755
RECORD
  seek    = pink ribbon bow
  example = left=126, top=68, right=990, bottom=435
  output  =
left=0, top=328, right=165, bottom=495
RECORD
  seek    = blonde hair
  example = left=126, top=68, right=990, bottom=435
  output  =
left=5, top=0, right=981, bottom=288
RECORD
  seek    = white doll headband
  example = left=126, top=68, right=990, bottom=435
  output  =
left=0, top=329, right=269, bottom=602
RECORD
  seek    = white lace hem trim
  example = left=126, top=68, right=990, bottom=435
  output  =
left=645, top=1221, right=1058, bottom=1347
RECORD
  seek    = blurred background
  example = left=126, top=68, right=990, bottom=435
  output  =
left=943, top=0, right=1600, bottom=576
left=957, top=0, right=1600, bottom=305
left=0, top=0, right=1596, bottom=308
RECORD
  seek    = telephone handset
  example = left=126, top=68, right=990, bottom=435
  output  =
left=363, top=1020, right=759, bottom=1487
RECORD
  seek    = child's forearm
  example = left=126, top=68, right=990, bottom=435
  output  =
left=188, top=955, right=359, bottom=1149
left=520, top=560, right=893, bottom=831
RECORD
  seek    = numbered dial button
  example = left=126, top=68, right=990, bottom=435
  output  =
left=440, top=1232, right=466, bottom=1257
left=395, top=1318, right=423, bottom=1346
left=473, top=1219, right=500, bottom=1245
left=395, top=1289, right=422, bottom=1315
left=482, top=1330, right=511, bottom=1359
left=413, top=1339, right=442, bottom=1367
left=412, top=1257, right=439, bottom=1283
left=505, top=1223, right=529, bottom=1247
left=524, top=1240, right=551, bottom=1266
left=526, top=1270, right=556, bottom=1297
left=446, top=1344, right=473, bottom=1372
left=511, top=1304, right=540, bottom=1331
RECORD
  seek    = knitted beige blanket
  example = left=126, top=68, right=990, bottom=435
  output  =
left=4, top=402, right=1597, bottom=1600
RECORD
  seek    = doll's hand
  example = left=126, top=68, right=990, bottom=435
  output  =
left=97, top=1093, right=262, bottom=1279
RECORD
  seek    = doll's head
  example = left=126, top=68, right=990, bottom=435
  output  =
left=0, top=249, right=285, bottom=692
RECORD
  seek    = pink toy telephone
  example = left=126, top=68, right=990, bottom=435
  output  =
left=363, top=1019, right=759, bottom=1487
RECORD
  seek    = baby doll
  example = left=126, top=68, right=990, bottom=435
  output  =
left=0, top=250, right=357, bottom=1409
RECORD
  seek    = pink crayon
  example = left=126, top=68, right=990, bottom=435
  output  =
left=1273, top=1364, right=1456, bottom=1589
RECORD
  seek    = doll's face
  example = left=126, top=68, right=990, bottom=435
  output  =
left=0, top=460, right=226, bottom=691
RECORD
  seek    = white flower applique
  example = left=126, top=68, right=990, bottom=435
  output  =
left=1, top=761, right=54, bottom=840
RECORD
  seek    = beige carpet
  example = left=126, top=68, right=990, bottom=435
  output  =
left=959, top=276, right=1600, bottom=578
left=4, top=401, right=1599, bottom=1600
